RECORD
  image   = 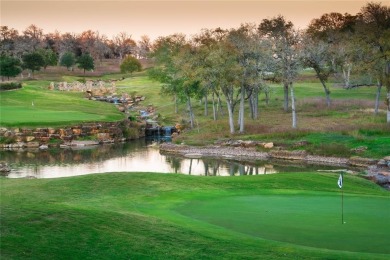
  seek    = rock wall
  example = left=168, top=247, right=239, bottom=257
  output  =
left=0, top=120, right=145, bottom=149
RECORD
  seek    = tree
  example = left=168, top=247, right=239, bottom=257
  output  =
left=300, top=35, right=333, bottom=106
left=137, top=35, right=152, bottom=59
left=227, top=24, right=273, bottom=132
left=59, top=52, right=76, bottom=71
left=173, top=44, right=203, bottom=129
left=0, top=54, right=22, bottom=80
left=206, top=39, right=242, bottom=133
left=259, top=16, right=296, bottom=112
left=36, top=48, right=58, bottom=69
left=120, top=55, right=142, bottom=75
left=22, top=24, right=44, bottom=51
left=148, top=34, right=187, bottom=114
left=57, top=32, right=78, bottom=57
left=355, top=2, right=390, bottom=122
left=113, top=32, right=137, bottom=60
left=306, top=12, right=357, bottom=105
left=22, top=51, right=45, bottom=78
left=77, top=53, right=94, bottom=75
left=259, top=16, right=301, bottom=127
left=1, top=26, right=19, bottom=55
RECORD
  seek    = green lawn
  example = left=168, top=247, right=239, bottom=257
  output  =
left=1, top=172, right=389, bottom=259
left=0, top=81, right=123, bottom=127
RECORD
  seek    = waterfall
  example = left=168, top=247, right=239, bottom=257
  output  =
left=164, top=126, right=172, bottom=136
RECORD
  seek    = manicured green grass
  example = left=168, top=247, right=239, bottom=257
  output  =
left=1, top=172, right=389, bottom=259
left=0, top=82, right=123, bottom=127
left=177, top=194, right=389, bottom=254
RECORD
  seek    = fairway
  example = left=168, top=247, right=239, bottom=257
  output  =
left=0, top=106, right=108, bottom=124
left=176, top=193, right=390, bottom=254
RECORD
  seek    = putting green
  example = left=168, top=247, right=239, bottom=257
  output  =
left=176, top=193, right=390, bottom=254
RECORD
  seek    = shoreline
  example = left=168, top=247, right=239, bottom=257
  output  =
left=160, top=143, right=390, bottom=189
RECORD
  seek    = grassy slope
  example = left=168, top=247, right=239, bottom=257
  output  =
left=1, top=172, right=389, bottom=259
left=0, top=80, right=123, bottom=127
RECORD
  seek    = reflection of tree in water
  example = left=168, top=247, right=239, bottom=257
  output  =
left=0, top=139, right=148, bottom=166
left=164, top=156, right=182, bottom=174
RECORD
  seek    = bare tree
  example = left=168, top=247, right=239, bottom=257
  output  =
left=137, top=35, right=152, bottom=59
left=113, top=32, right=137, bottom=60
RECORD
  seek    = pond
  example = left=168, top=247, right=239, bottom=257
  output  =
left=1, top=138, right=354, bottom=179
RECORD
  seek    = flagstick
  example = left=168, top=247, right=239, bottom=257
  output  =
left=341, top=172, right=344, bottom=224
left=341, top=183, right=344, bottom=224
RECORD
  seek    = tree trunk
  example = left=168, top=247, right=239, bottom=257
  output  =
left=204, top=94, right=208, bottom=116
left=226, top=100, right=235, bottom=134
left=374, top=81, right=382, bottom=115
left=253, top=87, right=259, bottom=119
left=290, top=83, right=297, bottom=129
left=218, top=95, right=224, bottom=116
left=239, top=85, right=245, bottom=133
left=174, top=94, right=178, bottom=114
left=387, top=91, right=390, bottom=124
left=212, top=92, right=217, bottom=121
left=283, top=83, right=289, bottom=112
left=264, top=88, right=270, bottom=106
left=342, top=63, right=352, bottom=88
left=187, top=97, right=194, bottom=129
left=319, top=78, right=331, bottom=107
left=249, top=88, right=258, bottom=120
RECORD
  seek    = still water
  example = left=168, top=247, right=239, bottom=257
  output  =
left=1, top=138, right=342, bottom=179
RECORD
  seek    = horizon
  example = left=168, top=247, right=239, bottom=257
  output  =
left=2, top=1, right=389, bottom=41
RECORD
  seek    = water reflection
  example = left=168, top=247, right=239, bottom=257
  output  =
left=1, top=138, right=338, bottom=179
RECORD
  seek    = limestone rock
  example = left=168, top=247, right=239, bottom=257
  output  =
left=25, top=136, right=35, bottom=142
left=39, top=145, right=49, bottom=150
left=25, top=142, right=40, bottom=148
left=264, top=142, right=274, bottom=149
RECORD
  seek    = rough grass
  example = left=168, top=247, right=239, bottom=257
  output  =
left=1, top=172, right=389, bottom=259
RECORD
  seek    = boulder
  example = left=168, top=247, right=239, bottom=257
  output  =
left=39, top=145, right=49, bottom=150
left=48, top=128, right=56, bottom=134
left=72, top=128, right=82, bottom=135
left=263, top=142, right=274, bottom=149
left=25, top=136, right=35, bottom=142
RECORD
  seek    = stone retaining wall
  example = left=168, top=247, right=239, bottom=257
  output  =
left=160, top=143, right=379, bottom=167
left=0, top=120, right=144, bottom=149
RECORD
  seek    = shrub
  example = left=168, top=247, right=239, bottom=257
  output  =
left=0, top=82, right=22, bottom=91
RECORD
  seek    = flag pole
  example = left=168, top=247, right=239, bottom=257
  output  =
left=338, top=172, right=344, bottom=224
left=341, top=172, right=344, bottom=224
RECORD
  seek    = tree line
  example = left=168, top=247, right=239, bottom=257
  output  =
left=0, top=25, right=150, bottom=77
left=148, top=2, right=390, bottom=129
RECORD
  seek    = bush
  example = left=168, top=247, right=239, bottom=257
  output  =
left=0, top=82, right=22, bottom=91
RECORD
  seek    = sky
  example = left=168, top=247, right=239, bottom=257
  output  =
left=1, top=0, right=389, bottom=41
